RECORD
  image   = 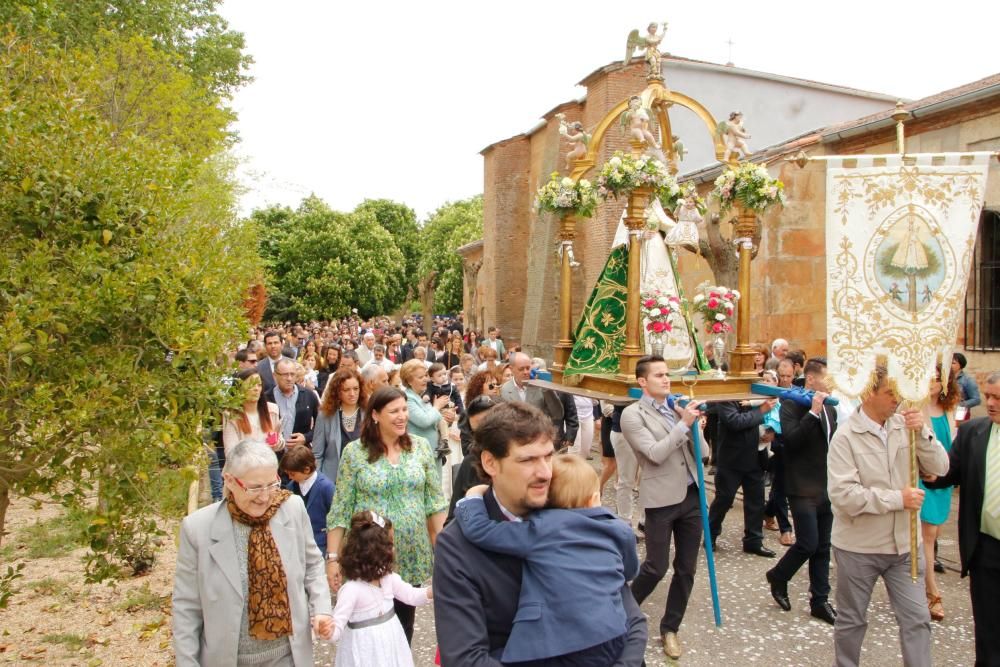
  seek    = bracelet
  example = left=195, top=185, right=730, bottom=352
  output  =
left=327, top=553, right=338, bottom=562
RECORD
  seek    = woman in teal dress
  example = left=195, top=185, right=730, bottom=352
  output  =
left=920, top=365, right=959, bottom=622
left=326, top=386, right=448, bottom=643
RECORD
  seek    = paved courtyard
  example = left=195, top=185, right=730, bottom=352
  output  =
left=317, top=473, right=976, bottom=666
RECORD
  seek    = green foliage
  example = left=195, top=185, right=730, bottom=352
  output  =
left=0, top=563, right=25, bottom=609
left=354, top=199, right=421, bottom=301
left=418, top=196, right=484, bottom=314
left=113, top=582, right=168, bottom=612
left=0, top=0, right=252, bottom=98
left=261, top=196, right=409, bottom=321
left=0, top=28, right=260, bottom=581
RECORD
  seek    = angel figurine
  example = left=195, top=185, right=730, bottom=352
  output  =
left=626, top=22, right=668, bottom=79
left=718, top=111, right=751, bottom=162
left=555, top=112, right=590, bottom=170
left=621, top=95, right=666, bottom=163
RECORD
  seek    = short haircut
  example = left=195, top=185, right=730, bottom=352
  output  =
left=263, top=330, right=281, bottom=343
left=276, top=357, right=296, bottom=373
left=985, top=370, right=1000, bottom=385
left=466, top=394, right=499, bottom=418
left=471, top=402, right=554, bottom=480
left=488, top=326, right=497, bottom=334
left=777, top=358, right=795, bottom=373
left=399, top=359, right=426, bottom=387
left=953, top=352, right=968, bottom=369
left=373, top=343, right=385, bottom=353
left=548, top=454, right=599, bottom=509
left=279, top=445, right=316, bottom=474
left=771, top=338, right=788, bottom=353
left=634, top=355, right=665, bottom=380
left=862, top=365, right=892, bottom=399
left=803, top=357, right=827, bottom=378
left=787, top=349, right=806, bottom=367
left=428, top=362, right=446, bottom=377
left=223, top=440, right=277, bottom=478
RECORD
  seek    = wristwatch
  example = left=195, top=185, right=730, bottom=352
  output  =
left=326, top=552, right=338, bottom=562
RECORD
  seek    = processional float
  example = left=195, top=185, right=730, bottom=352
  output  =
left=529, top=23, right=998, bottom=615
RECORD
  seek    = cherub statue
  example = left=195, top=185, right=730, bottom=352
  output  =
left=626, top=22, right=668, bottom=79
left=671, top=135, right=687, bottom=162
left=717, top=111, right=751, bottom=162
left=666, top=193, right=704, bottom=254
left=621, top=95, right=666, bottom=163
left=555, top=112, right=590, bottom=170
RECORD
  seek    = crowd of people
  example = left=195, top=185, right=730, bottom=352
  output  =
left=171, top=316, right=1000, bottom=666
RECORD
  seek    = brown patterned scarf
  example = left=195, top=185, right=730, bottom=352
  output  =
left=227, top=489, right=293, bottom=640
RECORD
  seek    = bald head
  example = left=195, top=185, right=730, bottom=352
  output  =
left=511, top=352, right=532, bottom=387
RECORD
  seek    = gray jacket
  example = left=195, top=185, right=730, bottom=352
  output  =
left=171, top=495, right=331, bottom=666
left=620, top=397, right=705, bottom=510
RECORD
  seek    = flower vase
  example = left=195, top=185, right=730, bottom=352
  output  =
left=713, top=335, right=727, bottom=378
left=650, top=336, right=664, bottom=358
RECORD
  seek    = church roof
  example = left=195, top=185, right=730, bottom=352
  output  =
left=680, top=72, right=1000, bottom=184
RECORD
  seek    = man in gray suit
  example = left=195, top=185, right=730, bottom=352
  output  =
left=620, top=355, right=704, bottom=660
left=501, top=353, right=575, bottom=450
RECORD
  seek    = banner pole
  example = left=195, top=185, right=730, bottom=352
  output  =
left=691, top=423, right=723, bottom=626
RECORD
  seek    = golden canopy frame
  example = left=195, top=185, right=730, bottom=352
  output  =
left=550, top=75, right=760, bottom=396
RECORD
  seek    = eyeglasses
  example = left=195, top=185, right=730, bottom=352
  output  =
left=274, top=372, right=297, bottom=378
left=232, top=476, right=281, bottom=497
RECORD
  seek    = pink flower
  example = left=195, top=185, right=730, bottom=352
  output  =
left=652, top=321, right=667, bottom=333
left=646, top=322, right=655, bottom=332
left=707, top=298, right=719, bottom=309
left=643, top=299, right=656, bottom=308
left=709, top=291, right=720, bottom=299
left=725, top=292, right=735, bottom=300
left=711, top=322, right=723, bottom=334
left=725, top=307, right=733, bottom=317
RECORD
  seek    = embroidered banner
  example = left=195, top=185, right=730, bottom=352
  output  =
left=825, top=153, right=991, bottom=401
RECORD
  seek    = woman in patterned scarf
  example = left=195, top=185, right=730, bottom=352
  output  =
left=172, top=441, right=333, bottom=666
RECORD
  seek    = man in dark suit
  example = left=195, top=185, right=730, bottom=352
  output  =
left=257, top=330, right=292, bottom=395
left=708, top=396, right=779, bottom=557
left=433, top=401, right=647, bottom=666
left=500, top=353, right=578, bottom=451
left=272, top=358, right=319, bottom=448
left=766, top=357, right=838, bottom=625
left=925, top=370, right=1000, bottom=666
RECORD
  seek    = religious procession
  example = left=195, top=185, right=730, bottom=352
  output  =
left=2, top=4, right=999, bottom=667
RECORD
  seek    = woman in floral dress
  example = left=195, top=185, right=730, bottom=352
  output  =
left=326, top=386, right=447, bottom=644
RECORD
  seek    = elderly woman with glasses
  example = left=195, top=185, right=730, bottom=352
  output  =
left=172, top=441, right=333, bottom=666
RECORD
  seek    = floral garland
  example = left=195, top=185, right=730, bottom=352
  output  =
left=711, top=162, right=785, bottom=213
left=692, top=283, right=740, bottom=335
left=596, top=151, right=676, bottom=201
left=535, top=172, right=598, bottom=218
left=641, top=289, right=679, bottom=336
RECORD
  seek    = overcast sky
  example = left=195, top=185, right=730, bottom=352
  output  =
left=219, top=1, right=999, bottom=220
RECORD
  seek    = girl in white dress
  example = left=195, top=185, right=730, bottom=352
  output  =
left=330, top=510, right=432, bottom=667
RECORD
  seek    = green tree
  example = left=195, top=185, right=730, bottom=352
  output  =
left=417, top=196, right=484, bottom=316
left=263, top=197, right=407, bottom=321
left=0, top=30, right=259, bottom=580
left=353, top=199, right=420, bottom=306
left=0, top=0, right=252, bottom=97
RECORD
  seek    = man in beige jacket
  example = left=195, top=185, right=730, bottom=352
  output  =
left=827, top=366, right=949, bottom=667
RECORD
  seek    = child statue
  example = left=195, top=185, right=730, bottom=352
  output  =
left=555, top=113, right=590, bottom=170
left=622, top=96, right=667, bottom=163
left=720, top=111, right=751, bottom=162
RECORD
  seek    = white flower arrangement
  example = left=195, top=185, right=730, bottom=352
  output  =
left=596, top=151, right=677, bottom=201
left=535, top=172, right=598, bottom=218
left=711, top=162, right=785, bottom=213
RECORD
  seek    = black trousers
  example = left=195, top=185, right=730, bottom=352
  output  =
left=970, top=533, right=1000, bottom=666
left=763, top=446, right=792, bottom=533
left=630, top=484, right=702, bottom=634
left=770, top=494, right=832, bottom=606
left=394, top=598, right=415, bottom=644
left=708, top=465, right=765, bottom=548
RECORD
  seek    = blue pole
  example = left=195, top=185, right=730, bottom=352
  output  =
left=691, top=422, right=723, bottom=627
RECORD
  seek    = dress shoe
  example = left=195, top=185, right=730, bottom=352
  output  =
left=779, top=531, right=795, bottom=547
left=743, top=545, right=776, bottom=558
left=637, top=521, right=645, bottom=535
left=810, top=601, right=837, bottom=625
left=766, top=569, right=791, bottom=611
left=933, top=558, right=945, bottom=574
left=662, top=631, right=682, bottom=659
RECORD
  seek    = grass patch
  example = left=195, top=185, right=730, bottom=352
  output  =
left=42, top=632, right=88, bottom=651
left=6, top=506, right=92, bottom=560
left=26, top=576, right=72, bottom=598
left=114, top=582, right=166, bottom=613
left=149, top=465, right=193, bottom=518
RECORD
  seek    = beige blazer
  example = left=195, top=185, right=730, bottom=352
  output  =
left=828, top=410, right=949, bottom=555
left=171, top=494, right=332, bottom=666
left=620, top=398, right=705, bottom=510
